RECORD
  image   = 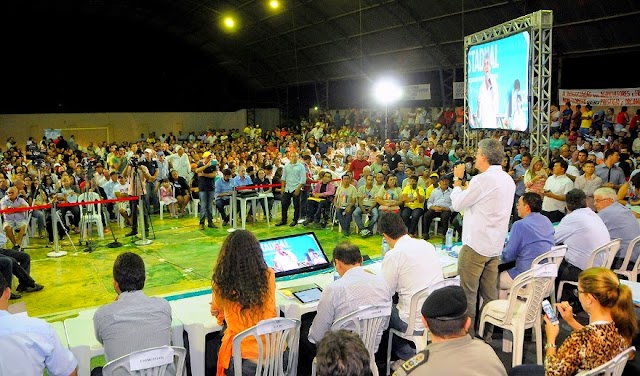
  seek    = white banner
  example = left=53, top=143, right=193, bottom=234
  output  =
left=559, top=88, right=640, bottom=107
left=453, top=82, right=465, bottom=100
left=403, top=84, right=431, bottom=101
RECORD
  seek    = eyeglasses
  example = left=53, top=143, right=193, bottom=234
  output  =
left=593, top=198, right=611, bottom=203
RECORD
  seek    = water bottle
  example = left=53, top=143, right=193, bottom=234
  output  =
left=381, top=238, right=390, bottom=256
left=445, top=228, right=454, bottom=256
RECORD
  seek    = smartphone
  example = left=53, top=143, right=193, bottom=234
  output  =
left=542, top=299, right=559, bottom=325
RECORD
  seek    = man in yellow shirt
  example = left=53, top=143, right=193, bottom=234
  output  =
left=580, top=104, right=593, bottom=137
left=400, top=175, right=426, bottom=236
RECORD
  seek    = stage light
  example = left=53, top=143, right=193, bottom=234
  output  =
left=269, top=0, right=280, bottom=10
left=223, top=16, right=235, bottom=29
left=373, top=79, right=402, bottom=104
left=314, top=106, right=319, bottom=111
left=373, top=78, right=402, bottom=140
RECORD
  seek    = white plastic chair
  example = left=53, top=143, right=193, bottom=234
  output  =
left=478, top=269, right=554, bottom=366
left=78, top=192, right=104, bottom=239
left=102, top=345, right=186, bottom=376
left=327, top=305, right=392, bottom=376
left=531, top=245, right=568, bottom=306
left=613, top=235, right=640, bottom=282
left=557, top=239, right=621, bottom=303
left=231, top=317, right=300, bottom=376
left=191, top=197, right=200, bottom=218
left=385, top=278, right=460, bottom=376
left=575, top=346, right=636, bottom=376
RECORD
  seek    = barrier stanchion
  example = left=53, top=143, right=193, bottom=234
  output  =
left=48, top=202, right=67, bottom=258
left=135, top=195, right=152, bottom=246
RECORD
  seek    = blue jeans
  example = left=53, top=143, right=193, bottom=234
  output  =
left=389, top=305, right=415, bottom=360
left=335, top=208, right=353, bottom=234
left=198, top=190, right=214, bottom=225
left=353, top=206, right=379, bottom=232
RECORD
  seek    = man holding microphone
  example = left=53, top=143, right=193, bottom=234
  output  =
left=450, top=139, right=515, bottom=337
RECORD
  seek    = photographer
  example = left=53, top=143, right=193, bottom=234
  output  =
left=140, top=149, right=159, bottom=214
left=123, top=157, right=153, bottom=237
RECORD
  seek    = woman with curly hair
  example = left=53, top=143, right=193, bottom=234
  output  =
left=210, top=230, right=277, bottom=376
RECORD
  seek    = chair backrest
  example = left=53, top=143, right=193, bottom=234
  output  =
left=331, top=304, right=391, bottom=352
left=616, top=235, right=640, bottom=279
left=588, top=239, right=622, bottom=269
left=232, top=318, right=300, bottom=376
left=531, top=245, right=567, bottom=269
left=500, top=269, right=554, bottom=327
left=102, top=345, right=186, bottom=376
left=78, top=191, right=102, bottom=215
left=402, top=286, right=431, bottom=336
left=331, top=305, right=391, bottom=376
left=531, top=245, right=567, bottom=296
left=575, top=346, right=635, bottom=376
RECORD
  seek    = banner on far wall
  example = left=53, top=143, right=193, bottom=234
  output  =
left=559, top=88, right=640, bottom=107
left=402, top=84, right=431, bottom=101
left=44, top=128, right=62, bottom=141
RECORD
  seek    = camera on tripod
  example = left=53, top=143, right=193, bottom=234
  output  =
left=26, top=144, right=47, bottom=168
left=128, top=156, right=139, bottom=168
left=80, top=158, right=95, bottom=170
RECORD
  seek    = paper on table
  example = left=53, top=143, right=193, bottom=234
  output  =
left=439, top=254, right=457, bottom=268
left=620, top=280, right=640, bottom=305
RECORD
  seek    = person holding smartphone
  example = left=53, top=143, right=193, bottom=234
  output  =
left=509, top=268, right=637, bottom=376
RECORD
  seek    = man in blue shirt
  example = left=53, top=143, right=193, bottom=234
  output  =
left=594, top=187, right=640, bottom=270
left=422, top=176, right=453, bottom=238
left=500, top=192, right=555, bottom=298
left=0, top=273, right=78, bottom=376
left=215, top=169, right=235, bottom=227
left=276, top=153, right=307, bottom=227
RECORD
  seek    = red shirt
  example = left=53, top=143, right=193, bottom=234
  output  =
left=629, top=115, right=640, bottom=131
left=348, top=159, right=370, bottom=180
left=617, top=111, right=629, bottom=126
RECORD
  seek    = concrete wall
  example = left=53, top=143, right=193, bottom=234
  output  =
left=0, top=110, right=254, bottom=147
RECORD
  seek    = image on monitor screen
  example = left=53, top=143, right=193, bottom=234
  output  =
left=258, top=232, right=331, bottom=277
left=467, top=31, right=530, bottom=132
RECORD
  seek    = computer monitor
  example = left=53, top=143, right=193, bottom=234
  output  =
left=258, top=232, right=331, bottom=278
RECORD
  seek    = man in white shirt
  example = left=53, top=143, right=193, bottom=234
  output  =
left=165, top=146, right=191, bottom=181
left=542, top=159, right=574, bottom=223
left=0, top=274, right=78, bottom=376
left=451, top=139, right=515, bottom=337
left=380, top=212, right=444, bottom=362
left=554, top=189, right=610, bottom=303
left=300, top=242, right=392, bottom=375
left=474, top=53, right=500, bottom=128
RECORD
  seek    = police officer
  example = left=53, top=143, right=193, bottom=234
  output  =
left=393, top=286, right=506, bottom=376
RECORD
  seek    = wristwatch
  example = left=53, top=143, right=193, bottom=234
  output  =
left=544, top=343, right=557, bottom=350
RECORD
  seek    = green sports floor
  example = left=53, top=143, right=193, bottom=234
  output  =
left=17, top=211, right=437, bottom=322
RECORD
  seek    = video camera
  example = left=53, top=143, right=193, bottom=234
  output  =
left=80, top=157, right=95, bottom=170
left=128, top=156, right=139, bottom=168
left=26, top=144, right=47, bottom=168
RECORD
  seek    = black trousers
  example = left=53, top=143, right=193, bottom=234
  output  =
left=422, top=209, right=453, bottom=236
left=281, top=191, right=301, bottom=223
left=541, top=210, right=564, bottom=224
left=0, top=249, right=35, bottom=287
left=557, top=260, right=583, bottom=302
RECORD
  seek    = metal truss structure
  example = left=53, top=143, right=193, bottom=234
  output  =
left=463, top=10, right=553, bottom=161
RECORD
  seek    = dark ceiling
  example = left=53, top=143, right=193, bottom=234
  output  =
left=1, top=0, right=639, bottom=114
